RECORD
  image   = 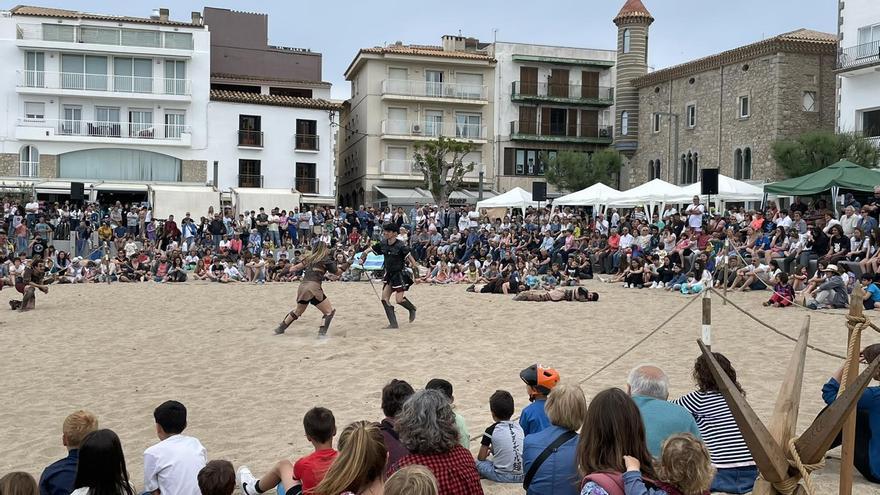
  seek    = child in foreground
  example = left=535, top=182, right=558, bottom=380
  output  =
left=476, top=390, right=524, bottom=483
left=861, top=273, right=880, bottom=310
left=622, top=433, right=714, bottom=495
left=384, top=465, right=438, bottom=495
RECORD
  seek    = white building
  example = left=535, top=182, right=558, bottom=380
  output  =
left=489, top=42, right=616, bottom=194
left=0, top=6, right=210, bottom=204
left=836, top=0, right=880, bottom=146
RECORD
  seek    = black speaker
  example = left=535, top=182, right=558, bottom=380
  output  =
left=701, top=169, right=719, bottom=195
left=70, top=182, right=85, bottom=202
left=532, top=181, right=547, bottom=202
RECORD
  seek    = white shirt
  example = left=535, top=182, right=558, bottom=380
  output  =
left=143, top=434, right=207, bottom=495
left=777, top=215, right=793, bottom=228
left=26, top=201, right=39, bottom=213
left=686, top=203, right=705, bottom=228
left=468, top=210, right=479, bottom=228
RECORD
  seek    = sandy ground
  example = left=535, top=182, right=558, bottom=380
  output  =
left=1, top=279, right=878, bottom=494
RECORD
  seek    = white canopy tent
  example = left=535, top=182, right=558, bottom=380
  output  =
left=231, top=188, right=301, bottom=215
left=475, top=187, right=539, bottom=210
left=667, top=174, right=767, bottom=205
left=552, top=182, right=628, bottom=215
left=609, top=179, right=688, bottom=218
left=149, top=185, right=219, bottom=221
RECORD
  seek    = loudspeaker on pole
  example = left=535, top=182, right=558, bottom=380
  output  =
left=701, top=169, right=719, bottom=195
left=532, top=181, right=547, bottom=202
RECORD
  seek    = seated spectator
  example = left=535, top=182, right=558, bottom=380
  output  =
left=39, top=410, right=99, bottom=495
left=626, top=365, right=701, bottom=457
left=862, top=273, right=880, bottom=310
left=673, top=353, right=757, bottom=494
left=1, top=472, right=38, bottom=495
left=764, top=272, right=795, bottom=308
left=144, top=400, right=207, bottom=495
left=622, top=433, right=715, bottom=495
left=197, top=460, right=235, bottom=495
left=477, top=390, right=524, bottom=483
left=578, top=388, right=657, bottom=495
left=392, top=389, right=483, bottom=495
left=238, top=407, right=337, bottom=495
left=425, top=378, right=469, bottom=448
left=822, top=343, right=880, bottom=483
left=805, top=264, right=849, bottom=310
left=523, top=383, right=586, bottom=495
left=519, top=364, right=560, bottom=436
left=313, top=421, right=385, bottom=495
left=72, top=429, right=135, bottom=495
left=384, top=466, right=438, bottom=495
left=379, top=379, right=414, bottom=473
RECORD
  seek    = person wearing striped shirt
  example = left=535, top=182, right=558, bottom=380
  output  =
left=673, top=352, right=757, bottom=494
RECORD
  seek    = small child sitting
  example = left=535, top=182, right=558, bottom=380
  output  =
left=476, top=390, right=525, bottom=483
left=519, top=364, right=558, bottom=436
left=764, top=272, right=795, bottom=308
left=622, top=433, right=714, bottom=495
left=384, top=466, right=438, bottom=495
left=198, top=460, right=235, bottom=495
left=664, top=264, right=686, bottom=291
left=238, top=407, right=337, bottom=495
left=861, top=273, right=880, bottom=310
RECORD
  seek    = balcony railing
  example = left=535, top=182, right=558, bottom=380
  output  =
left=381, top=120, right=487, bottom=140
left=238, top=130, right=264, bottom=147
left=238, top=174, right=264, bottom=188
left=16, top=23, right=194, bottom=50
left=838, top=40, right=880, bottom=71
left=20, top=161, right=39, bottom=177
left=17, top=70, right=191, bottom=96
left=294, top=133, right=320, bottom=151
left=18, top=118, right=191, bottom=140
left=295, top=177, right=320, bottom=194
left=867, top=136, right=880, bottom=149
left=510, top=121, right=613, bottom=142
left=511, top=81, right=614, bottom=105
left=381, top=79, right=488, bottom=101
left=381, top=159, right=420, bottom=175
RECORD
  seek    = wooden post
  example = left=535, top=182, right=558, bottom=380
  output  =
left=702, top=289, right=712, bottom=350
left=839, top=284, right=866, bottom=495
left=723, top=238, right=729, bottom=305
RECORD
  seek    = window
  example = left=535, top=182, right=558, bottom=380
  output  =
left=681, top=152, right=698, bottom=184
left=686, top=104, right=696, bottom=128
left=652, top=113, right=661, bottom=133
left=164, top=60, right=186, bottom=95
left=61, top=54, right=108, bottom=90
left=19, top=145, right=39, bottom=177
left=80, top=26, right=119, bottom=45
left=238, top=159, right=262, bottom=187
left=163, top=32, right=193, bottom=50
left=385, top=146, right=410, bottom=174
left=239, top=115, right=262, bottom=146
left=425, top=110, right=443, bottom=137
left=42, top=24, right=74, bottom=42
left=506, top=148, right=556, bottom=176
left=24, top=102, right=45, bottom=120
left=649, top=159, right=662, bottom=180
left=623, top=29, right=631, bottom=53
left=425, top=70, right=443, bottom=97
left=387, top=108, right=407, bottom=134
left=96, top=106, right=120, bottom=124
left=164, top=111, right=185, bottom=138
left=24, top=51, right=45, bottom=87
left=94, top=106, right=121, bottom=137
left=295, top=119, right=319, bottom=150
left=114, top=57, right=152, bottom=93
left=456, top=73, right=483, bottom=99
left=621, top=111, right=629, bottom=136
left=295, top=162, right=318, bottom=194
left=387, top=68, right=408, bottom=94
left=548, top=109, right=567, bottom=136
left=61, top=105, right=82, bottom=135
left=129, top=109, right=154, bottom=138
left=802, top=91, right=816, bottom=112
left=743, top=148, right=752, bottom=180
left=738, top=96, right=750, bottom=118
left=456, top=113, right=482, bottom=139
left=857, top=23, right=880, bottom=52
left=863, top=109, right=880, bottom=137
left=121, top=29, right=160, bottom=48
left=269, top=87, right=312, bottom=98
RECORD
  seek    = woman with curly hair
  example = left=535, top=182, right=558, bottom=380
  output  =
left=672, top=353, right=756, bottom=494
left=391, top=389, right=482, bottom=495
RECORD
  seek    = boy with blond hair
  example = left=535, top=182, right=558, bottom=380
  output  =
left=39, top=410, right=98, bottom=495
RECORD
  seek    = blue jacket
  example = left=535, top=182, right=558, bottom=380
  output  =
left=520, top=399, right=551, bottom=436
left=523, top=425, right=580, bottom=495
left=39, top=449, right=78, bottom=495
left=823, top=378, right=880, bottom=479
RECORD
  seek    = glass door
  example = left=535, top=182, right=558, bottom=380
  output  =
left=164, top=112, right=185, bottom=138
left=425, top=110, right=443, bottom=137
left=95, top=106, right=121, bottom=137
left=25, top=51, right=44, bottom=87
left=455, top=113, right=481, bottom=139
left=388, top=68, right=408, bottom=95
left=62, top=105, right=82, bottom=135
left=129, top=109, right=154, bottom=138
left=387, top=108, right=407, bottom=134
left=164, top=60, right=186, bottom=95
left=425, top=70, right=443, bottom=97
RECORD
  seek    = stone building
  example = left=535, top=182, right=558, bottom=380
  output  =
left=613, top=0, right=837, bottom=189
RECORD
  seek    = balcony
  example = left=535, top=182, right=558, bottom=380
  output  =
left=867, top=136, right=880, bottom=149
left=20, top=161, right=39, bottom=178
left=837, top=40, right=880, bottom=73
left=510, top=121, right=613, bottom=144
left=16, top=70, right=191, bottom=99
left=238, top=174, right=264, bottom=188
left=380, top=120, right=487, bottom=143
left=15, top=23, right=194, bottom=56
left=16, top=118, right=192, bottom=146
left=380, top=158, right=481, bottom=178
left=381, top=79, right=488, bottom=104
left=511, top=82, right=614, bottom=106
left=295, top=177, right=320, bottom=194
left=294, top=134, right=320, bottom=151
left=238, top=130, right=263, bottom=148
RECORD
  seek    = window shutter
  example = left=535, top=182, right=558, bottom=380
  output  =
left=503, top=148, right=514, bottom=175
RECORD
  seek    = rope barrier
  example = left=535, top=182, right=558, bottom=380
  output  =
left=759, top=436, right=826, bottom=495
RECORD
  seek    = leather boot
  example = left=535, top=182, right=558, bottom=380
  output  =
left=399, top=298, right=417, bottom=323
left=318, top=309, right=336, bottom=337
left=382, top=301, right=399, bottom=329
left=275, top=312, right=298, bottom=335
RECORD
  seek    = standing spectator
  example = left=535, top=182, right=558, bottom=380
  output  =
left=143, top=401, right=207, bottom=495
left=685, top=196, right=705, bottom=233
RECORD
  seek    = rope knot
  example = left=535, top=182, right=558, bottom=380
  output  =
left=762, top=437, right=825, bottom=495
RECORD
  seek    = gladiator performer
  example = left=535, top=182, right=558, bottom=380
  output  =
left=513, top=286, right=599, bottom=302
left=274, top=242, right=347, bottom=337
left=359, top=223, right=420, bottom=329
left=11, top=255, right=49, bottom=311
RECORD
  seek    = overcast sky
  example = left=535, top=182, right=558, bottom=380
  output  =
left=13, top=0, right=838, bottom=99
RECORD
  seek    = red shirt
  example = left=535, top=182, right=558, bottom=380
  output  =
left=293, top=448, right=337, bottom=493
left=393, top=445, right=483, bottom=495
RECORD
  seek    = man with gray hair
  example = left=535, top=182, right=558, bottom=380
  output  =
left=627, top=364, right=701, bottom=456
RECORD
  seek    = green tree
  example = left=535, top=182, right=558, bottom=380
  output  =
left=771, top=131, right=880, bottom=178
left=544, top=149, right=622, bottom=192
left=412, top=136, right=476, bottom=203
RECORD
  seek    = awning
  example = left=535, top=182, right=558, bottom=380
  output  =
left=374, top=186, right=434, bottom=205
left=231, top=188, right=301, bottom=214
left=93, top=182, right=149, bottom=192
left=300, top=196, right=337, bottom=206
left=448, top=189, right=498, bottom=204
left=149, top=185, right=219, bottom=221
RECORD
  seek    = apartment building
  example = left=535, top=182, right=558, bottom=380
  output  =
left=836, top=0, right=880, bottom=148
left=490, top=42, right=615, bottom=194
left=202, top=7, right=339, bottom=205
left=338, top=36, right=495, bottom=208
left=0, top=5, right=210, bottom=203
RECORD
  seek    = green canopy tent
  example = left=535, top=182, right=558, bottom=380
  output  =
left=764, top=159, right=880, bottom=215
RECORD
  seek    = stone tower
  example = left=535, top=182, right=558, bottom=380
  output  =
left=613, top=0, right=653, bottom=159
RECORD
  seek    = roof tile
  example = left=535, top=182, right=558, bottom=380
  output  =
left=10, top=4, right=201, bottom=27
left=209, top=90, right=341, bottom=111
left=614, top=0, right=654, bottom=23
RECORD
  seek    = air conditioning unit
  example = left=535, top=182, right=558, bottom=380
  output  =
left=411, top=124, right=422, bottom=134
left=599, top=128, right=609, bottom=137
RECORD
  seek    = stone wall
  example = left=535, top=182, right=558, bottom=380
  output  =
left=182, top=160, right=207, bottom=183
left=38, top=155, right=57, bottom=179
left=0, top=153, right=17, bottom=176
